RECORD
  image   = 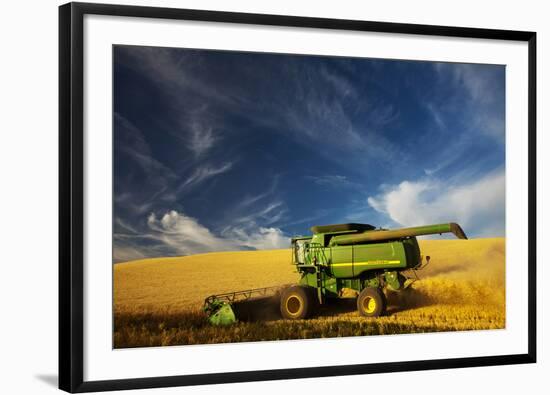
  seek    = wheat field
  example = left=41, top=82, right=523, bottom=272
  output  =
left=114, top=237, right=505, bottom=348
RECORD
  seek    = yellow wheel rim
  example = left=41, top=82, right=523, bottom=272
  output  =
left=286, top=295, right=302, bottom=315
left=363, top=296, right=377, bottom=314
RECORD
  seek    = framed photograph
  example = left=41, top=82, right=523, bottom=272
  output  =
left=59, top=2, right=536, bottom=392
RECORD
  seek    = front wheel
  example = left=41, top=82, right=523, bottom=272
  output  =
left=280, top=286, right=315, bottom=319
left=357, top=287, right=386, bottom=317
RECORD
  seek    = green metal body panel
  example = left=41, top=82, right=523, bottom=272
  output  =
left=293, top=222, right=466, bottom=304
left=328, top=242, right=409, bottom=277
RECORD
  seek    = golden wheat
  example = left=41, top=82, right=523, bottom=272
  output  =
left=114, top=237, right=505, bottom=347
left=114, top=249, right=296, bottom=313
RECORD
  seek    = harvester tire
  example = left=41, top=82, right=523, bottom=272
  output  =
left=357, top=287, right=386, bottom=317
left=280, top=286, right=314, bottom=320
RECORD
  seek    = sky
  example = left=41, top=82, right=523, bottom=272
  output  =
left=113, top=45, right=505, bottom=262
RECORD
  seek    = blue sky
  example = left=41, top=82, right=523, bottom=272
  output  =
left=113, top=45, right=505, bottom=262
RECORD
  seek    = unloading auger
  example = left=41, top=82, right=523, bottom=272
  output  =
left=204, top=222, right=467, bottom=325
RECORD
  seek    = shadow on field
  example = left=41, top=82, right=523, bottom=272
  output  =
left=231, top=295, right=281, bottom=322
left=231, top=290, right=436, bottom=321
left=312, top=288, right=437, bottom=317
left=316, top=298, right=357, bottom=317
left=232, top=295, right=359, bottom=322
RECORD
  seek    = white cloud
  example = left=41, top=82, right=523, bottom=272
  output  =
left=118, top=47, right=237, bottom=106
left=433, top=63, right=505, bottom=142
left=118, top=47, right=405, bottom=172
left=113, top=245, right=148, bottom=263
left=450, top=64, right=498, bottom=105
left=189, top=123, right=217, bottom=157
left=147, top=210, right=235, bottom=254
left=113, top=210, right=290, bottom=261
left=176, top=162, right=233, bottom=193
left=320, top=65, right=355, bottom=98
left=120, top=146, right=176, bottom=180
left=115, top=113, right=177, bottom=180
left=305, top=174, right=356, bottom=188
left=230, top=201, right=288, bottom=229
left=217, top=177, right=287, bottom=229
left=114, top=217, right=139, bottom=234
left=425, top=102, right=446, bottom=131
left=367, top=170, right=505, bottom=237
left=238, top=176, right=280, bottom=208
left=222, top=226, right=288, bottom=251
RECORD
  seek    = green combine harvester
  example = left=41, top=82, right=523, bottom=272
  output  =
left=204, top=222, right=467, bottom=325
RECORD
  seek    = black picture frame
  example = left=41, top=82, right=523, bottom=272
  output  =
left=59, top=2, right=537, bottom=393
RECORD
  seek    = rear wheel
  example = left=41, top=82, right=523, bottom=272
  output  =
left=280, top=286, right=315, bottom=319
left=357, top=287, right=386, bottom=317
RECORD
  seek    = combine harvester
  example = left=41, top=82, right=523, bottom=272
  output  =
left=204, top=222, right=467, bottom=325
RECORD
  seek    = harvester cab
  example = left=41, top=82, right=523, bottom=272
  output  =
left=204, top=222, right=467, bottom=325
